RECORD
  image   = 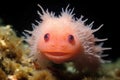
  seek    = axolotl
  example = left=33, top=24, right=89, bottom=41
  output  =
left=24, top=5, right=111, bottom=71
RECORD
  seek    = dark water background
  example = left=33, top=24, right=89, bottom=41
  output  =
left=0, top=0, right=118, bottom=61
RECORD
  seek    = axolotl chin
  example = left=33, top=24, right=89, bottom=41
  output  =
left=24, top=5, right=111, bottom=71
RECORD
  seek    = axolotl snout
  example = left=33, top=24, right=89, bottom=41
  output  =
left=24, top=5, right=111, bottom=71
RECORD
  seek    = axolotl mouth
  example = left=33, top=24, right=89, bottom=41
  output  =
left=43, top=52, right=73, bottom=64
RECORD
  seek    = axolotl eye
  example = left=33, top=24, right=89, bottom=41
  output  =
left=68, top=35, right=75, bottom=43
left=44, top=33, right=50, bottom=42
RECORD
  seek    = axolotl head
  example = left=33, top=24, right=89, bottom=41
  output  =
left=24, top=5, right=110, bottom=65
left=36, top=16, right=84, bottom=64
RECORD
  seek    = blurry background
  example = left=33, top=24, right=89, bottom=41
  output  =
left=0, top=0, right=117, bottom=61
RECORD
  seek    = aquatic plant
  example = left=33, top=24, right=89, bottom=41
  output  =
left=0, top=25, right=56, bottom=80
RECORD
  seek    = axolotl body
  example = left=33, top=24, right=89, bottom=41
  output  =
left=24, top=5, right=111, bottom=71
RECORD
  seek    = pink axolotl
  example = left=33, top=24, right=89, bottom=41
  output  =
left=24, top=5, right=111, bottom=71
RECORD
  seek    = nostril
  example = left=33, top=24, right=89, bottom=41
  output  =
left=51, top=44, right=55, bottom=47
left=51, top=44, right=66, bottom=50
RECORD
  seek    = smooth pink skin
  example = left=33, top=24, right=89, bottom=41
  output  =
left=37, top=22, right=84, bottom=64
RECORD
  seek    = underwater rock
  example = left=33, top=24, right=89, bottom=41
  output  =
left=0, top=68, right=7, bottom=80
left=29, top=70, right=56, bottom=80
left=0, top=25, right=57, bottom=80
